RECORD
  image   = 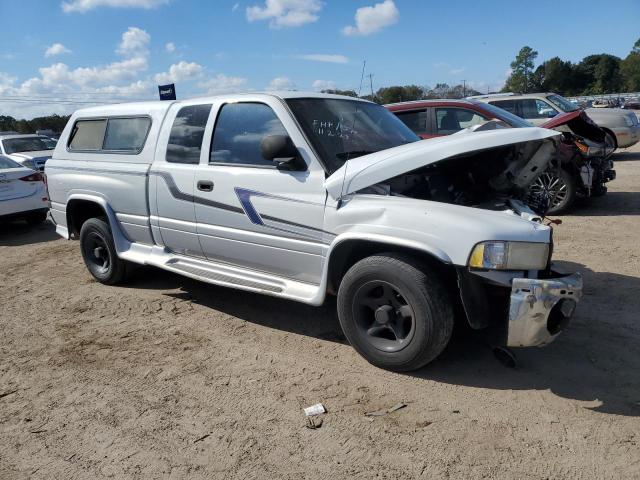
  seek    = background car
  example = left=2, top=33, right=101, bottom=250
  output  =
left=0, top=134, right=56, bottom=171
left=0, top=155, right=49, bottom=225
left=470, top=92, right=640, bottom=150
left=387, top=99, right=615, bottom=214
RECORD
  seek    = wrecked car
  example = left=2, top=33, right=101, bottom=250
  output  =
left=45, top=92, right=582, bottom=371
left=387, top=99, right=616, bottom=214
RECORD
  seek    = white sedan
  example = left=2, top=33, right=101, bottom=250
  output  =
left=0, top=155, right=49, bottom=224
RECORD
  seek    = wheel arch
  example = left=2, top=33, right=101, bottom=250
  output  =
left=600, top=127, right=618, bottom=149
left=325, top=236, right=454, bottom=296
left=64, top=194, right=130, bottom=252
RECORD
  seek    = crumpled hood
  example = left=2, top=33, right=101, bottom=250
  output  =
left=8, top=150, right=53, bottom=160
left=541, top=110, right=606, bottom=143
left=325, top=127, right=560, bottom=199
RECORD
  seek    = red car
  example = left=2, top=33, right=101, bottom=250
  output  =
left=386, top=99, right=615, bottom=214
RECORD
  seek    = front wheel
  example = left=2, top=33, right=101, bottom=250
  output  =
left=337, top=254, right=454, bottom=372
left=528, top=168, right=576, bottom=215
left=79, top=217, right=130, bottom=285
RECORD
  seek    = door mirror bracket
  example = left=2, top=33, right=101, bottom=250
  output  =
left=260, top=135, right=304, bottom=170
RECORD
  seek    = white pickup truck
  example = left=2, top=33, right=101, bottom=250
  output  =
left=46, top=92, right=582, bottom=371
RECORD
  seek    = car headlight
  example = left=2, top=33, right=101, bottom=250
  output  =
left=468, top=241, right=549, bottom=270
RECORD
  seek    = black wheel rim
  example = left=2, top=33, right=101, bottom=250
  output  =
left=352, top=280, right=416, bottom=353
left=529, top=172, right=568, bottom=209
left=84, top=231, right=111, bottom=274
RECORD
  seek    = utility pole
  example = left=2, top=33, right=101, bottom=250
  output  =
left=461, top=79, right=467, bottom=98
left=358, top=60, right=366, bottom=97
left=368, top=73, right=375, bottom=100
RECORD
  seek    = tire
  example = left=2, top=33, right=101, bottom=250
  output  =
left=26, top=211, right=48, bottom=225
left=79, top=217, right=130, bottom=285
left=337, top=254, right=454, bottom=372
left=528, top=168, right=577, bottom=215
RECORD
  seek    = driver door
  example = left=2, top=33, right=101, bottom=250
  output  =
left=193, top=99, right=328, bottom=285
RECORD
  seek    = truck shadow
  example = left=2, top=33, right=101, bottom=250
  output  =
left=611, top=150, right=640, bottom=162
left=0, top=219, right=59, bottom=247
left=130, top=259, right=640, bottom=417
left=569, top=191, right=640, bottom=216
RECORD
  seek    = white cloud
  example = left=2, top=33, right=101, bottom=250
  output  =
left=232, top=2, right=240, bottom=11
left=62, top=0, right=169, bottom=13
left=45, top=43, right=72, bottom=57
left=312, top=79, right=336, bottom=91
left=165, top=42, right=176, bottom=54
left=0, top=72, right=16, bottom=94
left=154, top=61, right=203, bottom=84
left=449, top=68, right=465, bottom=75
left=296, top=54, right=348, bottom=64
left=246, top=0, right=323, bottom=28
left=342, top=0, right=399, bottom=36
left=198, top=74, right=248, bottom=94
left=117, top=27, right=150, bottom=57
left=266, top=76, right=295, bottom=91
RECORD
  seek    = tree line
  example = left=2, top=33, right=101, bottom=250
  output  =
left=504, top=38, right=640, bottom=95
left=322, top=83, right=482, bottom=105
left=0, top=114, right=70, bottom=135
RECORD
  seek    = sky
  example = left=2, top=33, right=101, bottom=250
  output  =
left=0, top=0, right=639, bottom=119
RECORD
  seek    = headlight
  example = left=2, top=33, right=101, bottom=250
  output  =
left=468, top=241, right=549, bottom=270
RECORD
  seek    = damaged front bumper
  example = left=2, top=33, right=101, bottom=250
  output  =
left=507, top=272, right=582, bottom=347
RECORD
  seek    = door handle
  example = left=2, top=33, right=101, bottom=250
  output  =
left=197, top=180, right=214, bottom=192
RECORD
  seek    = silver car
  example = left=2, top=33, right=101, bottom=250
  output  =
left=0, top=134, right=56, bottom=171
left=471, top=92, right=640, bottom=149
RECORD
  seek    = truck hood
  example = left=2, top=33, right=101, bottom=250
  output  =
left=325, top=127, right=560, bottom=199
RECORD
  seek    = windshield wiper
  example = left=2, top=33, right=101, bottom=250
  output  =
left=335, top=150, right=376, bottom=160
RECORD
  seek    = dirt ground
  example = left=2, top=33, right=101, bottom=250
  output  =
left=1, top=146, right=639, bottom=480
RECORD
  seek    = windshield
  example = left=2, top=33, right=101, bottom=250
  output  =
left=547, top=94, right=579, bottom=113
left=0, top=155, right=21, bottom=169
left=2, top=137, right=55, bottom=154
left=471, top=101, right=533, bottom=128
left=286, top=98, right=419, bottom=173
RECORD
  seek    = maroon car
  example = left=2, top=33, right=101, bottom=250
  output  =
left=386, top=99, right=615, bottom=214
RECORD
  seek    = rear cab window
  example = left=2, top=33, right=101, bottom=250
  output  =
left=166, top=104, right=212, bottom=164
left=68, top=117, right=151, bottom=153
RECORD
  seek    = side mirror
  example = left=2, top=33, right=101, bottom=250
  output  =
left=260, top=135, right=303, bottom=170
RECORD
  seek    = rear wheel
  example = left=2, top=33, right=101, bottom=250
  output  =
left=528, top=168, right=576, bottom=215
left=337, top=254, right=454, bottom=372
left=79, top=217, right=130, bottom=285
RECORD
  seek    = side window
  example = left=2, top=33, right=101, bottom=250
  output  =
left=395, top=110, right=428, bottom=135
left=68, top=119, right=107, bottom=150
left=520, top=99, right=558, bottom=119
left=490, top=100, right=518, bottom=116
left=210, top=102, right=288, bottom=166
left=103, top=117, right=151, bottom=152
left=435, top=108, right=489, bottom=135
left=166, top=104, right=212, bottom=164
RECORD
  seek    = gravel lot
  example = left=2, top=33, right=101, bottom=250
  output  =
left=1, top=146, right=639, bottom=479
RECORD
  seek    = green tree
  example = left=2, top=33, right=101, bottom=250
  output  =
left=621, top=38, right=640, bottom=91
left=374, top=85, right=426, bottom=104
left=577, top=54, right=623, bottom=94
left=537, top=57, right=577, bottom=95
left=503, top=46, right=539, bottom=93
